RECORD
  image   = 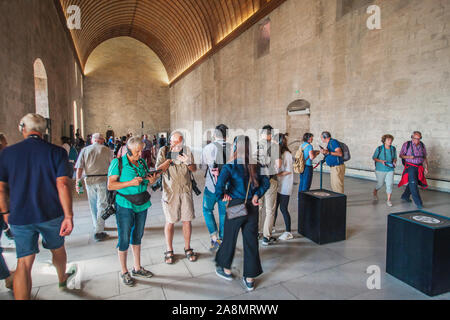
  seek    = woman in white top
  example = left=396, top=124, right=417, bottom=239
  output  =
left=274, top=134, right=294, bottom=241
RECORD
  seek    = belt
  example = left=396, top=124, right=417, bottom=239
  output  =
left=86, top=174, right=108, bottom=177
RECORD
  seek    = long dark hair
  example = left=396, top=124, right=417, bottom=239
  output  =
left=230, top=135, right=259, bottom=188
left=275, top=133, right=290, bottom=155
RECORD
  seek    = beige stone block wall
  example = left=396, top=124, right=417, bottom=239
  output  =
left=170, top=0, right=450, bottom=181
left=0, top=0, right=83, bottom=145
left=83, top=37, right=170, bottom=138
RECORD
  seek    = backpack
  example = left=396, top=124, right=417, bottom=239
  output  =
left=107, top=157, right=123, bottom=207
left=294, top=144, right=310, bottom=174
left=68, top=146, right=78, bottom=162
left=337, top=141, right=351, bottom=162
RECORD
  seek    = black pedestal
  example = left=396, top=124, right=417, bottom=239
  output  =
left=298, top=189, right=347, bottom=245
left=386, top=210, right=450, bottom=296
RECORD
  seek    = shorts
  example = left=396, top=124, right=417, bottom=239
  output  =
left=10, top=216, right=65, bottom=259
left=115, top=204, right=148, bottom=252
left=162, top=192, right=195, bottom=223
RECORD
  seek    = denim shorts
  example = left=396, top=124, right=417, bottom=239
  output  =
left=9, top=216, right=65, bottom=259
left=115, top=204, right=148, bottom=252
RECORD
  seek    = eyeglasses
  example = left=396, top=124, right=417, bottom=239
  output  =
left=412, top=137, right=422, bottom=140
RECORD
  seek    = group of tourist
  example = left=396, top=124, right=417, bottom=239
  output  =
left=0, top=113, right=430, bottom=299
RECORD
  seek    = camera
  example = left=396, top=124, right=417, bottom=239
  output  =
left=151, top=176, right=163, bottom=192
left=101, top=203, right=116, bottom=220
left=191, top=177, right=201, bottom=196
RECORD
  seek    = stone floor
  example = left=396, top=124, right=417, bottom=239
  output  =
left=0, top=172, right=449, bottom=300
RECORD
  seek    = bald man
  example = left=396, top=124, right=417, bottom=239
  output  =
left=156, top=132, right=198, bottom=264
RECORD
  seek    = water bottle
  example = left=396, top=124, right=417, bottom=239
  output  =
left=77, top=180, right=84, bottom=195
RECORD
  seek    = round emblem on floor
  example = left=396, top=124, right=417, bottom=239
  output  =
left=412, top=215, right=440, bottom=224
left=312, top=192, right=331, bottom=197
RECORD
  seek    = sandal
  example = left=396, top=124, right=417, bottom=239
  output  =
left=184, top=248, right=198, bottom=262
left=164, top=251, right=175, bottom=264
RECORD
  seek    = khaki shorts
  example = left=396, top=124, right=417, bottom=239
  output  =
left=162, top=192, right=195, bottom=223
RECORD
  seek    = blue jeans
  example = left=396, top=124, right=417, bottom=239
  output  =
left=299, top=165, right=313, bottom=192
left=86, top=182, right=107, bottom=233
left=0, top=228, right=10, bottom=280
left=401, top=166, right=423, bottom=207
left=115, top=204, right=148, bottom=252
left=202, top=188, right=227, bottom=240
left=9, top=216, right=65, bottom=258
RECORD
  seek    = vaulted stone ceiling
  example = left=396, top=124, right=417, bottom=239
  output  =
left=55, top=0, right=286, bottom=84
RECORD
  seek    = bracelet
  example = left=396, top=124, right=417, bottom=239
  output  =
left=0, top=210, right=10, bottom=215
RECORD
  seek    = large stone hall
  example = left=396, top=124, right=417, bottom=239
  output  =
left=0, top=0, right=449, bottom=301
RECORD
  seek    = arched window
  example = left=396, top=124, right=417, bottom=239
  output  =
left=34, top=59, right=49, bottom=118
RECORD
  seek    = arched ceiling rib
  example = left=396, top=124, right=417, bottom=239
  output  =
left=56, top=0, right=286, bottom=83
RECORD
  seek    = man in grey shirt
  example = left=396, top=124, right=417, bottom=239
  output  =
left=255, top=125, right=281, bottom=246
left=75, top=133, right=113, bottom=241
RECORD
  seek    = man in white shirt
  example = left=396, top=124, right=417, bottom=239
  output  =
left=75, top=133, right=113, bottom=241
left=201, top=124, right=231, bottom=251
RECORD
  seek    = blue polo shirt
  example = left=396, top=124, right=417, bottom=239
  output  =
left=0, top=137, right=69, bottom=225
left=325, top=139, right=344, bottom=167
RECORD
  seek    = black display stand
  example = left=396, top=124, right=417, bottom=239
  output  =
left=298, top=189, right=347, bottom=245
left=386, top=210, right=450, bottom=296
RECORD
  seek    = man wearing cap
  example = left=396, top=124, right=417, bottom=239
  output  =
left=75, top=133, right=114, bottom=241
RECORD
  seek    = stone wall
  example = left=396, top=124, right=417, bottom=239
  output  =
left=170, top=0, right=450, bottom=181
left=0, top=0, right=83, bottom=145
left=83, top=37, right=170, bottom=139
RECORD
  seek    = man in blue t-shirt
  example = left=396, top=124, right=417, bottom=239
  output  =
left=0, top=114, right=77, bottom=300
left=320, top=131, right=345, bottom=193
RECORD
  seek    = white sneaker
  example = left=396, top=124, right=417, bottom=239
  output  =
left=387, top=200, right=393, bottom=207
left=278, top=232, right=294, bottom=241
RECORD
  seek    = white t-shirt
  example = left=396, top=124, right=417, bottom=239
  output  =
left=277, top=151, right=294, bottom=195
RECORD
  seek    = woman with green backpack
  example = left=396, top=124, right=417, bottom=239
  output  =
left=372, top=134, right=397, bottom=207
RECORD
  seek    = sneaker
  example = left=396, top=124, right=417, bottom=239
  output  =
left=59, top=265, right=78, bottom=290
left=417, top=205, right=424, bottom=210
left=242, top=277, right=255, bottom=292
left=120, top=272, right=136, bottom=286
left=262, top=237, right=277, bottom=246
left=210, top=239, right=222, bottom=252
left=401, top=197, right=412, bottom=203
left=257, top=233, right=263, bottom=240
left=94, top=232, right=108, bottom=242
left=386, top=200, right=393, bottom=207
left=262, top=237, right=271, bottom=246
left=4, top=228, right=14, bottom=240
left=215, top=266, right=233, bottom=281
left=278, top=232, right=294, bottom=241
left=132, top=267, right=154, bottom=278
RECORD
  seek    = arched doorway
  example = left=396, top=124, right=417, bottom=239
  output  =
left=286, top=99, right=311, bottom=152
left=34, top=59, right=51, bottom=141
